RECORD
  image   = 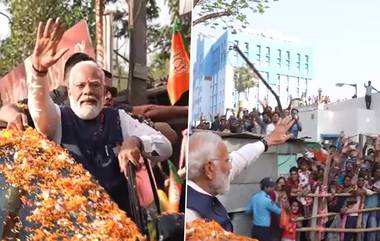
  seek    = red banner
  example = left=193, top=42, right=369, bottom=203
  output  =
left=0, top=20, right=95, bottom=105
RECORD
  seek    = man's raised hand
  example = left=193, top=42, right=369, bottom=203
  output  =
left=32, top=18, right=68, bottom=73
left=265, top=116, right=294, bottom=146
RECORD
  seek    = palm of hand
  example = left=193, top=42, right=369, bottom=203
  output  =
left=34, top=38, right=60, bottom=70
left=269, top=116, right=294, bottom=144
left=32, top=19, right=68, bottom=72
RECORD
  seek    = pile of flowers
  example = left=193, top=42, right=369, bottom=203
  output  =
left=0, top=128, right=143, bottom=241
left=186, top=219, right=258, bottom=241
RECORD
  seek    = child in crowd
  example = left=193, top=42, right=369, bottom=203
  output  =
left=281, top=199, right=302, bottom=241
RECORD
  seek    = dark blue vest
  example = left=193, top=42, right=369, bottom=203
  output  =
left=60, top=107, right=131, bottom=215
left=187, top=185, right=233, bottom=231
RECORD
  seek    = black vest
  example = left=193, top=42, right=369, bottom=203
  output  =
left=187, top=185, right=233, bottom=231
left=60, top=107, right=131, bottom=215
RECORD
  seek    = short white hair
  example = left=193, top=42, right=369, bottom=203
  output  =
left=188, top=131, right=224, bottom=181
left=68, top=60, right=105, bottom=85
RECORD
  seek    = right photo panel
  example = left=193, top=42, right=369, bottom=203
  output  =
left=186, top=1, right=380, bottom=241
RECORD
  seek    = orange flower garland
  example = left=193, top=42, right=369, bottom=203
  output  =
left=186, top=219, right=258, bottom=241
left=0, top=128, right=143, bottom=241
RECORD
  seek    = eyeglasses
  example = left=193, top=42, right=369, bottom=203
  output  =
left=209, top=157, right=231, bottom=164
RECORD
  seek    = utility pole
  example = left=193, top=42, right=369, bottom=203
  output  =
left=127, top=0, right=148, bottom=105
left=232, top=45, right=283, bottom=112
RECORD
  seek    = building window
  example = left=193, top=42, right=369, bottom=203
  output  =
left=256, top=45, right=261, bottom=64
left=286, top=51, right=290, bottom=69
left=296, top=53, right=301, bottom=71
left=233, top=40, right=239, bottom=58
left=305, top=55, right=309, bottom=73
left=277, top=49, right=281, bottom=67
left=297, top=77, right=300, bottom=97
left=265, top=47, right=270, bottom=66
left=244, top=42, right=249, bottom=56
left=221, top=41, right=227, bottom=64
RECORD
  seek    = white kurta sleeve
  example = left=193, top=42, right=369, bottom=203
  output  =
left=118, top=109, right=173, bottom=162
left=26, top=59, right=60, bottom=141
left=229, top=141, right=265, bottom=181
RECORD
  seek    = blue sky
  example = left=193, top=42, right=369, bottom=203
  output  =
left=192, top=0, right=380, bottom=101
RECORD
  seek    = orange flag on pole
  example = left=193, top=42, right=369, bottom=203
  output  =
left=167, top=20, right=190, bottom=105
left=167, top=160, right=183, bottom=213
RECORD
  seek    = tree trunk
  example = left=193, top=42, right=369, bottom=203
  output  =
left=128, top=0, right=148, bottom=105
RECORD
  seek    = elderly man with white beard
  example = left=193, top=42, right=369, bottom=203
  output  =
left=26, top=18, right=172, bottom=216
left=186, top=117, right=294, bottom=231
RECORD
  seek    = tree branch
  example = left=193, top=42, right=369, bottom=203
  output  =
left=193, top=0, right=203, bottom=7
left=192, top=11, right=231, bottom=26
left=0, top=11, right=11, bottom=23
left=113, top=49, right=129, bottom=63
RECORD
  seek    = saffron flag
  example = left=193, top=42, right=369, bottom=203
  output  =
left=167, top=160, right=183, bottom=213
left=167, top=21, right=190, bottom=105
left=304, top=142, right=328, bottom=162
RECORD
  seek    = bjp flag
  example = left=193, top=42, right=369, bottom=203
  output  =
left=313, top=148, right=329, bottom=162
left=167, top=24, right=190, bottom=105
left=167, top=160, right=183, bottom=213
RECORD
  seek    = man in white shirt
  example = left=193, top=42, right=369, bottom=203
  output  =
left=364, top=81, right=378, bottom=109
left=186, top=116, right=294, bottom=231
left=26, top=18, right=172, bottom=216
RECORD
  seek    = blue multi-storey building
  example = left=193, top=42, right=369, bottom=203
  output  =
left=191, top=31, right=314, bottom=124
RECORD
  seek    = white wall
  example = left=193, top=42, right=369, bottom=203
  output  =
left=298, top=109, right=319, bottom=141
left=318, top=109, right=375, bottom=137
left=299, top=92, right=380, bottom=142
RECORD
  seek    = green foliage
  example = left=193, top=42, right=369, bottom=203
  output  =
left=0, top=0, right=190, bottom=85
left=234, top=65, right=256, bottom=93
left=0, top=0, right=95, bottom=76
left=193, top=0, right=277, bottom=29
left=234, top=65, right=257, bottom=109
left=148, top=0, right=191, bottom=81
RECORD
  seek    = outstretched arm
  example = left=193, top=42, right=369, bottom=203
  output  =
left=132, top=105, right=188, bottom=122
left=119, top=110, right=173, bottom=163
left=0, top=104, right=28, bottom=130
left=230, top=116, right=294, bottom=180
left=27, top=18, right=68, bottom=140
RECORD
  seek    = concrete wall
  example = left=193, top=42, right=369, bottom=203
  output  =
left=298, top=109, right=319, bottom=141
left=218, top=135, right=307, bottom=236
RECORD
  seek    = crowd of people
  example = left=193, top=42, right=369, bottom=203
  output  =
left=195, top=102, right=302, bottom=139
left=246, top=134, right=380, bottom=241
left=187, top=116, right=295, bottom=237
left=189, top=92, right=380, bottom=241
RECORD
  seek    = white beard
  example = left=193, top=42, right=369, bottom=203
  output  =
left=69, top=95, right=103, bottom=120
left=211, top=168, right=230, bottom=195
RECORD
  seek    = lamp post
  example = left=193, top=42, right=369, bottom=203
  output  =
left=336, top=83, right=357, bottom=98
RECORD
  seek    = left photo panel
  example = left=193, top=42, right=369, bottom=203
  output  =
left=0, top=0, right=191, bottom=240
